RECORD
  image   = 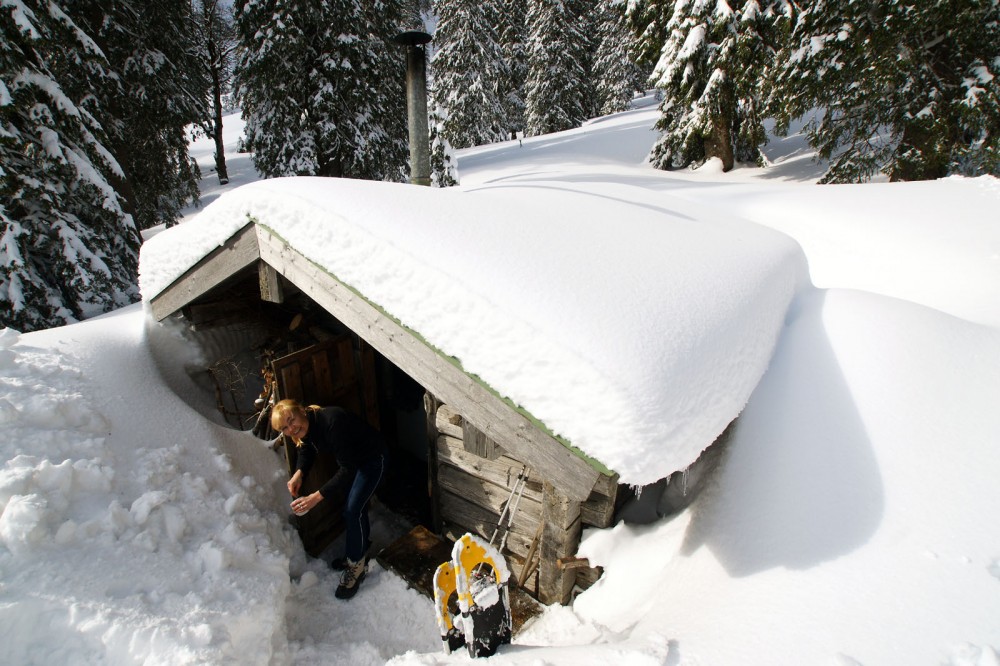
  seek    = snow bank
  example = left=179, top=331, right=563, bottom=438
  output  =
left=680, top=175, right=1000, bottom=328
left=140, top=177, right=809, bottom=484
left=567, top=288, right=1000, bottom=665
left=0, top=313, right=294, bottom=665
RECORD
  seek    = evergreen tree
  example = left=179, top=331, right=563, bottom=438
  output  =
left=590, top=0, right=646, bottom=116
left=571, top=0, right=599, bottom=120
left=524, top=0, right=590, bottom=135
left=1, top=0, right=139, bottom=331
left=72, top=0, right=209, bottom=230
left=625, top=0, right=674, bottom=75
left=770, top=0, right=1000, bottom=182
left=402, top=0, right=428, bottom=30
left=647, top=0, right=789, bottom=171
left=194, top=0, right=239, bottom=185
left=430, top=0, right=510, bottom=149
left=732, top=0, right=790, bottom=163
left=429, top=103, right=460, bottom=186
left=234, top=0, right=408, bottom=181
left=358, top=0, right=411, bottom=181
left=495, top=0, right=528, bottom=138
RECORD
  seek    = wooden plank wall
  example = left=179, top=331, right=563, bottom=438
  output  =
left=433, top=403, right=618, bottom=604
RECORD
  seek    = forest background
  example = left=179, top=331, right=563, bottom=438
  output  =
left=2, top=0, right=998, bottom=333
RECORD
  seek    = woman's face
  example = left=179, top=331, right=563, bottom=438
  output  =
left=279, top=410, right=309, bottom=440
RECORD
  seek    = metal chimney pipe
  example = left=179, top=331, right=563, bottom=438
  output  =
left=393, top=31, right=432, bottom=186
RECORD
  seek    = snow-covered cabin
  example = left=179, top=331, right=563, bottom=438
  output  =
left=140, top=176, right=806, bottom=605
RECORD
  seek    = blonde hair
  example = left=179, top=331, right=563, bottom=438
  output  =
left=270, top=399, right=320, bottom=445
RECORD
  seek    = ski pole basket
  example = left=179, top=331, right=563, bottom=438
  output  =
left=433, top=533, right=513, bottom=658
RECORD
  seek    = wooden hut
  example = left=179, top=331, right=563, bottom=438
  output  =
left=148, top=221, right=620, bottom=605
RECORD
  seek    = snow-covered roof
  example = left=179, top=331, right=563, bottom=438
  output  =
left=140, top=176, right=807, bottom=484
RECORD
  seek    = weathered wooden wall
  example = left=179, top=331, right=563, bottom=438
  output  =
left=431, top=403, right=618, bottom=604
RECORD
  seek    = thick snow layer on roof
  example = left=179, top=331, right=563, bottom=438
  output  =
left=139, top=176, right=807, bottom=484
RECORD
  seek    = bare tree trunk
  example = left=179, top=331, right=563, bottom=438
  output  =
left=891, top=122, right=950, bottom=182
left=211, top=67, right=229, bottom=185
left=704, top=116, right=734, bottom=172
left=207, top=28, right=229, bottom=185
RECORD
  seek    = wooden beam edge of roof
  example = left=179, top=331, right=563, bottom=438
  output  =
left=149, top=221, right=611, bottom=500
left=148, top=221, right=260, bottom=322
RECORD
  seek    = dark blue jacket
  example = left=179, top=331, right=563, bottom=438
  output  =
left=296, top=407, right=387, bottom=500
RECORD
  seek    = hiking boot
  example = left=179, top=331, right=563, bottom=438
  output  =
left=329, top=541, right=371, bottom=571
left=335, top=558, right=367, bottom=600
left=330, top=541, right=372, bottom=571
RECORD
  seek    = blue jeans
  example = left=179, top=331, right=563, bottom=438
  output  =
left=344, top=454, right=385, bottom=561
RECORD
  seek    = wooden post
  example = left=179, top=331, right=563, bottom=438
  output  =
left=258, top=261, right=284, bottom=303
left=424, top=392, right=443, bottom=533
left=537, top=481, right=582, bottom=605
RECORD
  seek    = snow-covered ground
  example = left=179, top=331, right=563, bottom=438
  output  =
left=2, top=99, right=999, bottom=665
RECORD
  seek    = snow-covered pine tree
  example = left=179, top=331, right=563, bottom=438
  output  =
left=71, top=0, right=209, bottom=230
left=495, top=0, right=528, bottom=139
left=572, top=0, right=600, bottom=120
left=524, top=0, right=591, bottom=135
left=650, top=0, right=735, bottom=169
left=1, top=0, right=140, bottom=331
left=354, top=0, right=410, bottom=181
left=194, top=0, right=239, bottom=185
left=731, top=0, right=790, bottom=163
left=626, top=0, right=674, bottom=72
left=398, top=0, right=426, bottom=33
left=590, top=0, right=646, bottom=116
left=429, top=103, right=460, bottom=186
left=233, top=0, right=313, bottom=175
left=430, top=0, right=510, bottom=149
left=648, top=0, right=790, bottom=172
left=770, top=0, right=1000, bottom=182
left=234, top=0, right=408, bottom=181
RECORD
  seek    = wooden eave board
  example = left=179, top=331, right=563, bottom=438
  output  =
left=149, top=222, right=260, bottom=322
left=148, top=224, right=603, bottom=500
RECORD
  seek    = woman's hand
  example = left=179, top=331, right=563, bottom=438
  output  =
left=291, top=491, right=322, bottom=515
left=287, top=470, right=303, bottom=497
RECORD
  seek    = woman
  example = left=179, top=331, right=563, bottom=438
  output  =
left=271, top=398, right=387, bottom=600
